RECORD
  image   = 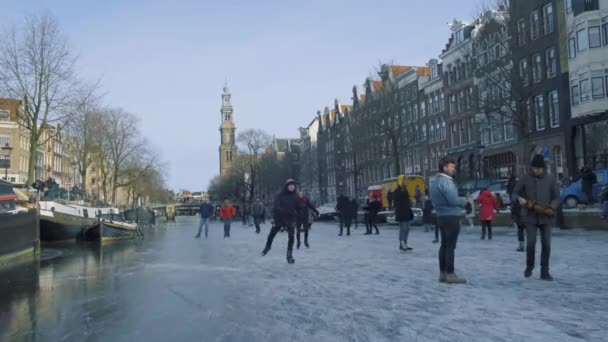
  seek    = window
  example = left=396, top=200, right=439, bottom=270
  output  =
left=530, top=11, right=540, bottom=40
left=491, top=115, right=504, bottom=144
left=592, top=77, right=605, bottom=99
left=519, top=58, right=529, bottom=85
left=543, top=4, right=554, bottom=34
left=546, top=47, right=557, bottom=78
left=440, top=92, right=445, bottom=112
left=420, top=101, right=426, bottom=117
left=577, top=28, right=588, bottom=51
left=589, top=26, right=601, bottom=48
left=0, top=110, right=9, bottom=122
left=533, top=54, right=542, bottom=83
left=449, top=95, right=456, bottom=115
left=535, top=95, right=545, bottom=131
left=548, top=91, right=560, bottom=128
left=554, top=146, right=563, bottom=173
left=566, top=0, right=572, bottom=13
left=603, top=23, right=608, bottom=47
left=455, top=29, right=464, bottom=44
left=0, top=133, right=10, bottom=147
left=568, top=33, right=577, bottom=59
left=527, top=99, right=534, bottom=132
left=518, top=18, right=527, bottom=46
left=580, top=79, right=591, bottom=102
left=571, top=85, right=580, bottom=106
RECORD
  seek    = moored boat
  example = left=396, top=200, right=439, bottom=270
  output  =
left=38, top=201, right=118, bottom=242
left=84, top=219, right=139, bottom=242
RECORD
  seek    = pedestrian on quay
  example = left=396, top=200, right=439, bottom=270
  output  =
left=296, top=192, right=319, bottom=249
left=394, top=175, right=414, bottom=252
left=220, top=199, right=236, bottom=238
left=364, top=195, right=381, bottom=235
left=512, top=155, right=560, bottom=281
left=415, top=184, right=422, bottom=208
left=429, top=156, right=468, bottom=284
left=195, top=198, right=214, bottom=238
left=582, top=167, right=597, bottom=205
left=339, top=197, right=357, bottom=236
left=477, top=188, right=499, bottom=240
left=252, top=198, right=265, bottom=234
left=464, top=193, right=475, bottom=229
left=351, top=198, right=359, bottom=230
left=262, top=179, right=299, bottom=264
left=336, top=194, right=349, bottom=236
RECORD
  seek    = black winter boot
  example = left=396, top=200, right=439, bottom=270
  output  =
left=287, top=250, right=295, bottom=264
left=540, top=268, right=553, bottom=281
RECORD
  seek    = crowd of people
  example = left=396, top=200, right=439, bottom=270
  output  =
left=195, top=154, right=569, bottom=283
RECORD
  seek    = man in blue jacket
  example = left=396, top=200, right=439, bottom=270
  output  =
left=196, top=199, right=214, bottom=238
left=429, top=157, right=467, bottom=284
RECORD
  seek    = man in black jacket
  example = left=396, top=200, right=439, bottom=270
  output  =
left=364, top=195, right=381, bottom=235
left=581, top=167, right=597, bottom=205
left=394, top=175, right=414, bottom=252
left=262, top=179, right=299, bottom=264
left=336, top=194, right=349, bottom=236
left=512, top=155, right=560, bottom=280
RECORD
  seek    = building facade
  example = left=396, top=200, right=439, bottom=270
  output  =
left=565, top=0, right=608, bottom=170
left=219, top=83, right=237, bottom=177
left=420, top=60, right=449, bottom=177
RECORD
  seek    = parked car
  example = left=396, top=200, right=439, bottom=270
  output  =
left=315, top=202, right=337, bottom=220
left=458, top=178, right=496, bottom=197
left=560, top=168, right=608, bottom=208
left=471, top=180, right=511, bottom=208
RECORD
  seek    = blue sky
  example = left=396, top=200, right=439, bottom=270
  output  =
left=2, top=0, right=482, bottom=191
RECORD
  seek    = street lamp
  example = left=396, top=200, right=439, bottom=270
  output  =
left=1, top=143, right=13, bottom=182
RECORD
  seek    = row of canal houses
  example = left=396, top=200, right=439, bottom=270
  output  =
left=299, top=0, right=608, bottom=205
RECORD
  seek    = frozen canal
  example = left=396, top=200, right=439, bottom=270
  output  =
left=1, top=216, right=607, bottom=342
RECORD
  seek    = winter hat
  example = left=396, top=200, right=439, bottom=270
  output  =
left=285, top=179, right=297, bottom=186
left=531, top=154, right=546, bottom=168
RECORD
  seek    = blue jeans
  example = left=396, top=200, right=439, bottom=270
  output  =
left=399, top=221, right=410, bottom=244
left=197, top=217, right=209, bottom=237
left=223, top=219, right=232, bottom=237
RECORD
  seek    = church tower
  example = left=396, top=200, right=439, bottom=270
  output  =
left=219, top=83, right=237, bottom=176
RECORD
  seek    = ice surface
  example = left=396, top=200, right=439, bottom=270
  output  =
left=0, top=217, right=607, bottom=342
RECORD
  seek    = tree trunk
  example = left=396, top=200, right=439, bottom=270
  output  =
left=27, top=127, right=39, bottom=185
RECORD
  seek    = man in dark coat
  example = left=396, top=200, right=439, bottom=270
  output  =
left=512, top=155, right=560, bottom=281
left=394, top=175, right=414, bottom=251
left=336, top=194, right=349, bottom=236
left=262, top=179, right=299, bottom=264
left=296, top=192, right=319, bottom=248
left=581, top=167, right=597, bottom=204
left=340, top=198, right=357, bottom=236
left=364, top=195, right=381, bottom=235
left=252, top=199, right=265, bottom=234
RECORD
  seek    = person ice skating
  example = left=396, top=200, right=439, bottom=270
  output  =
left=422, top=192, right=434, bottom=233
left=394, top=175, right=414, bottom=252
left=511, top=198, right=527, bottom=252
left=464, top=193, right=475, bottom=229
left=581, top=167, right=597, bottom=205
left=415, top=185, right=422, bottom=208
left=252, top=199, right=265, bottom=234
left=262, top=179, right=299, bottom=264
left=364, top=195, right=381, bottom=235
left=506, top=172, right=517, bottom=197
left=220, top=199, right=236, bottom=238
left=195, top=199, right=214, bottom=238
left=429, top=157, right=467, bottom=284
left=351, top=198, right=359, bottom=230
left=296, top=192, right=319, bottom=248
left=477, top=188, right=498, bottom=240
left=512, top=155, right=560, bottom=281
left=336, top=194, right=349, bottom=236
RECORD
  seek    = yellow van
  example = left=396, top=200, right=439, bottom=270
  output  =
left=377, top=175, right=425, bottom=209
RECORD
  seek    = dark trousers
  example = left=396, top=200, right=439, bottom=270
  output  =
left=366, top=215, right=379, bottom=234
left=254, top=216, right=262, bottom=233
left=437, top=216, right=461, bottom=274
left=264, top=221, right=295, bottom=254
left=526, top=224, right=552, bottom=271
left=223, top=219, right=231, bottom=237
left=517, top=224, right=526, bottom=242
left=297, top=223, right=310, bottom=245
left=340, top=218, right=352, bottom=235
left=481, top=220, right=492, bottom=240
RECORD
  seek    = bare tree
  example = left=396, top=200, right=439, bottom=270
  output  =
left=237, top=129, right=271, bottom=201
left=0, top=14, right=81, bottom=185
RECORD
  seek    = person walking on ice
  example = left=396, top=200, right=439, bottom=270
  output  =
left=195, top=198, right=214, bottom=238
left=512, top=155, right=560, bottom=281
left=220, top=199, right=236, bottom=238
left=262, top=179, right=299, bottom=264
left=296, top=192, right=319, bottom=249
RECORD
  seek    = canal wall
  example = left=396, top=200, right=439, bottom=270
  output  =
left=0, top=209, right=39, bottom=264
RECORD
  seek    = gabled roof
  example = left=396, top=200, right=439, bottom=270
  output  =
left=372, top=81, right=382, bottom=91
left=391, top=65, right=411, bottom=77
left=340, top=104, right=352, bottom=113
